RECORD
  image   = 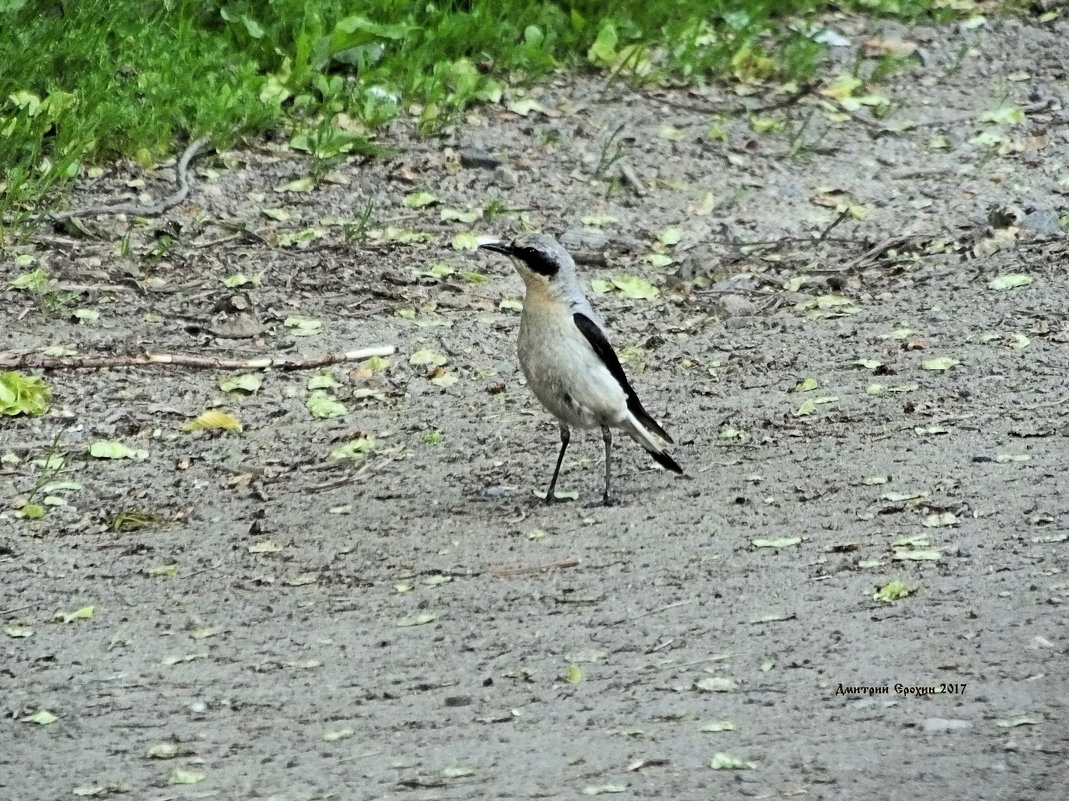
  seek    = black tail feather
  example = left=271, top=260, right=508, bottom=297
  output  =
left=647, top=446, right=683, bottom=475
left=627, top=397, right=674, bottom=445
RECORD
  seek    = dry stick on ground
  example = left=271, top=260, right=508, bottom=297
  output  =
left=0, top=346, right=395, bottom=371
left=487, top=558, right=580, bottom=577
left=44, top=135, right=212, bottom=224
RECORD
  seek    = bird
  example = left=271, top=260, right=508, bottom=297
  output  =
left=480, top=233, right=682, bottom=505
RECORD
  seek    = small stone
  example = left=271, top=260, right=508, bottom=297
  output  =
left=460, top=146, right=503, bottom=170
left=444, top=695, right=472, bottom=707
left=492, top=165, right=518, bottom=188
left=922, top=717, right=972, bottom=734
left=716, top=294, right=757, bottom=317
left=1022, top=208, right=1061, bottom=235
left=560, top=228, right=608, bottom=251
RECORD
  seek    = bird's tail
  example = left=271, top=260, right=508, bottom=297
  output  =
left=621, top=412, right=683, bottom=474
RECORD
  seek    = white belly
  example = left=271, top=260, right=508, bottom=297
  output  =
left=518, top=310, right=627, bottom=429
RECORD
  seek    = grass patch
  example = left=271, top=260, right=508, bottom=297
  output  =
left=0, top=0, right=977, bottom=218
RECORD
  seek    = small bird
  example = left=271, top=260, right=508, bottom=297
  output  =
left=480, top=233, right=682, bottom=505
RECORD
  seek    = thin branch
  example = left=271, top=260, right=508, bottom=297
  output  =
left=0, top=346, right=395, bottom=371
left=487, top=558, right=580, bottom=577
left=8, top=136, right=213, bottom=227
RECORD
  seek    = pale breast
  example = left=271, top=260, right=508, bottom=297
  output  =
left=518, top=306, right=627, bottom=429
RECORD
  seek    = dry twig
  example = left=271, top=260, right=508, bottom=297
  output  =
left=0, top=346, right=395, bottom=371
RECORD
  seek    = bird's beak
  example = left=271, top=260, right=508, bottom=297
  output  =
left=479, top=241, right=514, bottom=256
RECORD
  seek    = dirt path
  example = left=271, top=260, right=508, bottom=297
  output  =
left=3, top=13, right=1068, bottom=801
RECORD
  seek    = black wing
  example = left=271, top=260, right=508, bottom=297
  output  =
left=572, top=312, right=674, bottom=444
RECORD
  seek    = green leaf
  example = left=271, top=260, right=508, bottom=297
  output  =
left=611, top=275, right=659, bottom=300
left=88, top=441, right=147, bottom=460
left=182, top=410, right=242, bottom=432
left=16, top=503, right=45, bottom=519
left=168, top=769, right=205, bottom=785
left=450, top=232, right=480, bottom=251
left=921, top=356, right=959, bottom=371
left=307, top=372, right=341, bottom=390
left=644, top=253, right=673, bottom=268
left=987, top=274, right=1033, bottom=291
left=981, top=106, right=1026, bottom=125
left=4, top=625, right=34, bottom=638
left=397, top=612, right=437, bottom=627
left=403, top=191, right=438, bottom=209
left=710, top=752, right=757, bottom=770
left=323, top=727, right=355, bottom=742
left=440, top=207, right=481, bottom=223
left=274, top=177, right=315, bottom=193
left=587, top=21, right=618, bottom=66
left=55, top=605, right=95, bottom=623
left=222, top=272, right=259, bottom=288
left=564, top=664, right=583, bottom=684
left=261, top=207, right=292, bottom=221
left=0, top=371, right=51, bottom=416
left=873, top=580, right=914, bottom=602
left=21, top=709, right=58, bottom=725
left=410, top=348, right=448, bottom=366
left=306, top=391, right=347, bottom=419
left=657, top=227, right=682, bottom=246
left=329, top=437, right=375, bottom=460
left=8, top=267, right=48, bottom=290
left=283, top=316, right=322, bottom=336
left=218, top=373, right=262, bottom=393
left=793, top=377, right=819, bottom=393
left=700, top=720, right=736, bottom=733
left=442, top=765, right=477, bottom=778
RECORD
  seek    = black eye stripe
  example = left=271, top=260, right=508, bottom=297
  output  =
left=517, top=247, right=559, bottom=277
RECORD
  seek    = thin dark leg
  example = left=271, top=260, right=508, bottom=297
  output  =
left=544, top=424, right=570, bottom=502
left=601, top=426, right=615, bottom=506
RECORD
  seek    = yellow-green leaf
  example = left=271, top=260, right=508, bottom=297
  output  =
left=22, top=709, right=58, bottom=725
left=710, top=752, right=757, bottom=770
left=55, top=605, right=95, bottom=623
left=403, top=191, right=438, bottom=209
left=182, top=410, right=242, bottom=432
left=921, top=356, right=959, bottom=371
left=988, top=274, right=1033, bottom=291
left=874, top=580, right=914, bottom=602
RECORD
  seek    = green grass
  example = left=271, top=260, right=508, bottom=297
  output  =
left=0, top=0, right=969, bottom=219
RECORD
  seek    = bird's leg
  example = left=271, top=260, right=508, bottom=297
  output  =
left=601, top=426, right=616, bottom=506
left=544, top=423, right=570, bottom=503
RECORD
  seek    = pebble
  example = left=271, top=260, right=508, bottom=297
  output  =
left=922, top=717, right=972, bottom=734
left=560, top=228, right=608, bottom=251
left=492, top=165, right=518, bottom=188
left=460, top=146, right=503, bottom=169
left=716, top=294, right=757, bottom=317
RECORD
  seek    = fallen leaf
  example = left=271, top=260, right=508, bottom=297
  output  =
left=55, top=605, right=95, bottom=623
left=182, top=410, right=242, bottom=433
left=874, top=580, right=914, bottom=602
left=397, top=612, right=437, bottom=627
left=21, top=709, right=57, bottom=725
left=921, top=356, right=959, bottom=371
left=988, top=274, right=1033, bottom=291
left=752, top=537, right=802, bottom=548
left=710, top=752, right=757, bottom=770
left=403, top=191, right=438, bottom=208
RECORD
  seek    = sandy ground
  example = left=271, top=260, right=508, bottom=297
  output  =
left=3, top=11, right=1069, bottom=801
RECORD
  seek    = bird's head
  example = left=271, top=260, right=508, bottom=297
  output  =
left=479, top=233, right=578, bottom=296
